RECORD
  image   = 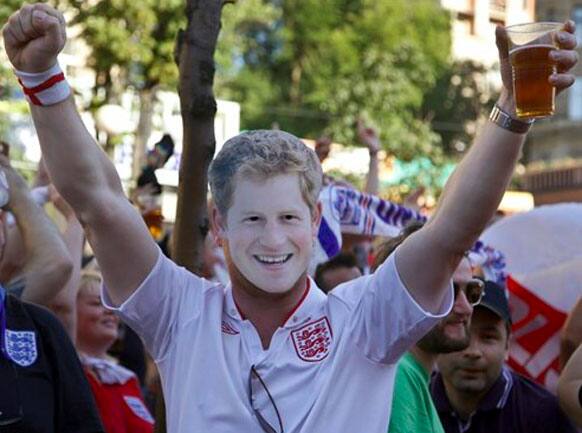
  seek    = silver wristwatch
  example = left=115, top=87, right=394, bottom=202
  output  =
left=489, top=105, right=534, bottom=134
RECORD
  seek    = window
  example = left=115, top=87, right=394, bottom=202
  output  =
left=573, top=6, right=582, bottom=45
left=568, top=77, right=582, bottom=121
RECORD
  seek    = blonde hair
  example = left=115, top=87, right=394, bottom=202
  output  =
left=78, top=269, right=102, bottom=297
left=209, top=130, right=322, bottom=217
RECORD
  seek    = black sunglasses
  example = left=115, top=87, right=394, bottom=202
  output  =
left=453, top=278, right=485, bottom=306
left=249, top=365, right=284, bottom=433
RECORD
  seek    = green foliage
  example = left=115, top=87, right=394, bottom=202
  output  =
left=422, top=60, right=499, bottom=156
left=0, top=0, right=26, bottom=24
left=216, top=0, right=452, bottom=161
left=215, top=0, right=496, bottom=194
left=66, top=0, right=184, bottom=105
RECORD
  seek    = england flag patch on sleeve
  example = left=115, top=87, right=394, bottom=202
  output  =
left=5, top=330, right=37, bottom=367
left=124, top=396, right=155, bottom=424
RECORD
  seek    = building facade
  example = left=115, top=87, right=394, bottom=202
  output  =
left=441, top=0, right=535, bottom=67
left=520, top=0, right=582, bottom=204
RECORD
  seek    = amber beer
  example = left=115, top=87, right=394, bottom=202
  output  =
left=510, top=44, right=556, bottom=118
left=143, top=206, right=164, bottom=240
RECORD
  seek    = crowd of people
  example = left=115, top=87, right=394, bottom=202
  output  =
left=0, top=3, right=581, bottom=433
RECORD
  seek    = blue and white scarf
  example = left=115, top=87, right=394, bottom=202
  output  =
left=312, top=183, right=507, bottom=284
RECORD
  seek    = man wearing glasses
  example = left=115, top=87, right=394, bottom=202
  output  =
left=373, top=221, right=484, bottom=433
left=430, top=282, right=577, bottom=433
left=3, top=4, right=578, bottom=433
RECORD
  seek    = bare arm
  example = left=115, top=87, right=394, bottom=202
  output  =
left=0, top=156, right=73, bottom=305
left=2, top=4, right=158, bottom=305
left=396, top=24, right=578, bottom=312
left=357, top=120, right=380, bottom=195
left=558, top=344, right=582, bottom=428
left=46, top=186, right=85, bottom=342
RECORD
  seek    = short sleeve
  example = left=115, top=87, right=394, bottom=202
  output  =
left=102, top=248, right=211, bottom=361
left=330, top=249, right=453, bottom=364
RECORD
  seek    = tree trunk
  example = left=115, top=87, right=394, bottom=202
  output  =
left=132, top=88, right=157, bottom=182
left=172, top=0, right=222, bottom=273
left=153, top=1, right=224, bottom=431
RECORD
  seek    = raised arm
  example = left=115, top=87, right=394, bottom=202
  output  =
left=0, top=156, right=73, bottom=304
left=2, top=3, right=158, bottom=305
left=396, top=23, right=578, bottom=312
left=356, top=119, right=380, bottom=195
left=45, top=186, right=85, bottom=341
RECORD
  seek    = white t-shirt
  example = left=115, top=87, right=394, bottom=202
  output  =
left=103, top=248, right=453, bottom=433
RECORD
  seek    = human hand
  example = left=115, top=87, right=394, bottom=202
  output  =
left=315, top=136, right=332, bottom=163
left=2, top=3, right=67, bottom=73
left=356, top=119, right=380, bottom=154
left=496, top=21, right=578, bottom=114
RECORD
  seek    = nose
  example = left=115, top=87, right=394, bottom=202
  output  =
left=259, top=219, right=286, bottom=249
left=462, top=336, right=482, bottom=359
left=453, top=289, right=473, bottom=318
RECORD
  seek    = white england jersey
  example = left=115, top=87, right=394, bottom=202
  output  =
left=103, top=248, right=452, bottom=433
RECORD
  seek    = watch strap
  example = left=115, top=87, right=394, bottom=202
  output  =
left=489, top=105, right=534, bottom=134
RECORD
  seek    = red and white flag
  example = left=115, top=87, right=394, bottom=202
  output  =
left=482, top=204, right=582, bottom=392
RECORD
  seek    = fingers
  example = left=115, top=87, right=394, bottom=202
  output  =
left=2, top=3, right=65, bottom=49
left=32, top=3, right=67, bottom=43
left=19, top=4, right=43, bottom=40
left=551, top=49, right=579, bottom=73
left=561, top=19, right=576, bottom=39
left=6, top=10, right=28, bottom=44
left=31, top=9, right=64, bottom=44
left=549, top=73, right=575, bottom=92
left=547, top=20, right=578, bottom=93
left=556, top=30, right=577, bottom=50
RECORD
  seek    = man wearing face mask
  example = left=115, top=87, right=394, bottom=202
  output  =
left=430, top=281, right=577, bottom=433
left=4, top=4, right=579, bottom=432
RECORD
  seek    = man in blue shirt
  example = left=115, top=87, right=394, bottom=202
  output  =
left=431, top=281, right=577, bottom=433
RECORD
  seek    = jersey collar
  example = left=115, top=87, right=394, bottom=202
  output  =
left=224, top=277, right=326, bottom=328
left=432, top=367, right=513, bottom=415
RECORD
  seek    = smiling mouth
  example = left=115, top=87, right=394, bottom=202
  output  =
left=254, top=254, right=293, bottom=265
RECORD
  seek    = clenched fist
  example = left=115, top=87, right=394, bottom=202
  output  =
left=2, top=3, right=66, bottom=73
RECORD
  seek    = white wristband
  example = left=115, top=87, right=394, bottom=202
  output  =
left=14, top=63, right=71, bottom=106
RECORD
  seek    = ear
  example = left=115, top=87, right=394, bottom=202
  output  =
left=311, top=201, right=322, bottom=237
left=210, top=206, right=227, bottom=245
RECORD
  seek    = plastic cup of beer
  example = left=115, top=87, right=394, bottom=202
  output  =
left=506, top=22, right=562, bottom=119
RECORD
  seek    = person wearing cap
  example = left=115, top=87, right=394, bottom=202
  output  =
left=430, top=281, right=577, bottom=433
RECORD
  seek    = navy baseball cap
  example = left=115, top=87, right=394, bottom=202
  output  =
left=477, top=280, right=512, bottom=324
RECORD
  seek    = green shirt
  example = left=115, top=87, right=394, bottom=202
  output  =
left=388, top=352, right=445, bottom=433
